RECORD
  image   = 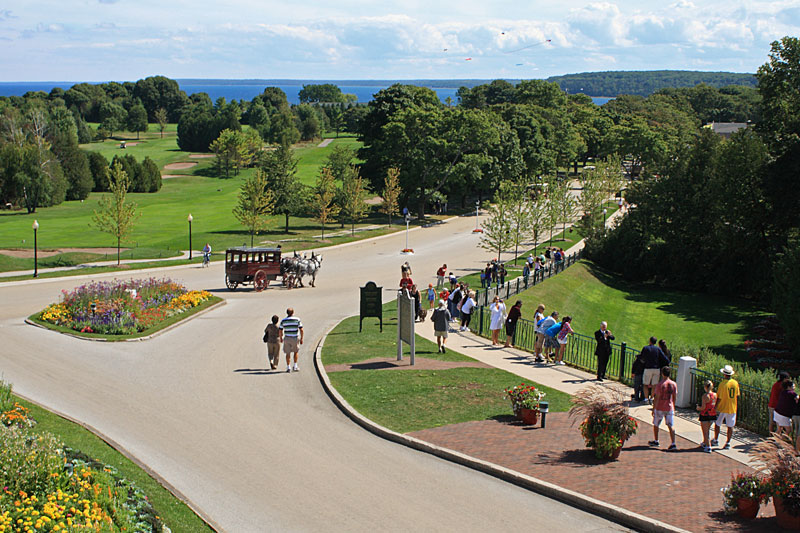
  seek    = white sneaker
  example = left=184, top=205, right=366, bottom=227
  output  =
left=558, top=361, right=565, bottom=365
left=293, top=363, right=299, bottom=372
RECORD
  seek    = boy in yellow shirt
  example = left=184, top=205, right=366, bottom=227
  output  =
left=712, top=365, right=740, bottom=450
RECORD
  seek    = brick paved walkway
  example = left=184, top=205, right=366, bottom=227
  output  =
left=408, top=413, right=779, bottom=532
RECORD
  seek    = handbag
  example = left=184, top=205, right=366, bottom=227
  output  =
left=262, top=332, right=269, bottom=343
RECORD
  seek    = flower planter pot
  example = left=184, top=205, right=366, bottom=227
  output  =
left=775, top=496, right=800, bottom=530
left=520, top=408, right=539, bottom=425
left=735, top=498, right=759, bottom=520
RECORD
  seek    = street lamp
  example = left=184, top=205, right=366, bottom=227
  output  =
left=32, top=220, right=39, bottom=278
left=187, top=214, right=193, bottom=260
left=404, top=213, right=410, bottom=251
left=472, top=201, right=483, bottom=233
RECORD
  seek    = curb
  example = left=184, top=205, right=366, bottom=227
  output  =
left=313, top=326, right=689, bottom=533
left=13, top=391, right=222, bottom=533
left=24, top=299, right=226, bottom=342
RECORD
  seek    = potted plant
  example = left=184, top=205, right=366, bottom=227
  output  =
left=504, top=383, right=545, bottom=424
left=751, top=434, right=800, bottom=529
left=721, top=472, right=768, bottom=520
left=569, top=385, right=638, bottom=460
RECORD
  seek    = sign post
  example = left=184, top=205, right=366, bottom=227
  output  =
left=397, top=289, right=415, bottom=365
left=359, top=281, right=383, bottom=332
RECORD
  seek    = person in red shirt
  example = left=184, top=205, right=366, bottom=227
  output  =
left=650, top=366, right=678, bottom=450
left=769, top=372, right=791, bottom=433
left=436, top=264, right=447, bottom=288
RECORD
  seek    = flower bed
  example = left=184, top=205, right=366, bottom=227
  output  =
left=36, top=278, right=214, bottom=337
left=0, top=382, right=164, bottom=532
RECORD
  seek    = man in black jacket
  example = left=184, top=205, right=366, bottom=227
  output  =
left=594, top=321, right=615, bottom=381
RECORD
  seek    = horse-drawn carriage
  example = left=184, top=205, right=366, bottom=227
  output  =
left=225, top=247, right=282, bottom=291
left=224, top=246, right=323, bottom=291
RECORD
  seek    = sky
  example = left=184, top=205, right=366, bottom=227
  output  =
left=1, top=0, right=799, bottom=81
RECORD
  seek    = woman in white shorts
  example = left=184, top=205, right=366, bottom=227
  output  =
left=774, top=380, right=798, bottom=436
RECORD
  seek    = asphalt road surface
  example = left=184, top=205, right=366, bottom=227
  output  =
left=0, top=215, right=628, bottom=532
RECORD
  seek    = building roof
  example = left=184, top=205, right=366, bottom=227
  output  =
left=709, top=122, right=749, bottom=135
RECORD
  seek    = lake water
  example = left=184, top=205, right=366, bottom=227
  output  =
left=0, top=81, right=612, bottom=106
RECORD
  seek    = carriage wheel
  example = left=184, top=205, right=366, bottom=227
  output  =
left=254, top=270, right=268, bottom=292
left=225, top=275, right=238, bottom=291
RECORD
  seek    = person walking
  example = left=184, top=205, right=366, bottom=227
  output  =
left=498, top=263, right=507, bottom=287
left=522, top=263, right=530, bottom=286
left=436, top=264, right=447, bottom=289
left=769, top=371, right=791, bottom=433
left=504, top=300, right=523, bottom=348
left=263, top=314, right=281, bottom=370
left=553, top=316, right=573, bottom=365
left=426, top=284, right=436, bottom=309
left=489, top=296, right=506, bottom=346
left=594, top=321, right=615, bottom=381
left=431, top=300, right=451, bottom=353
left=641, top=337, right=667, bottom=404
left=697, top=380, right=717, bottom=452
left=279, top=308, right=304, bottom=373
left=712, top=365, right=740, bottom=449
left=448, top=283, right=462, bottom=322
left=650, top=366, right=678, bottom=451
left=459, top=291, right=476, bottom=332
left=533, top=304, right=546, bottom=361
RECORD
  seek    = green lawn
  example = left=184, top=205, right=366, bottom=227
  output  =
left=0, top=132, right=401, bottom=271
left=323, top=303, right=571, bottom=433
left=19, top=395, right=212, bottom=532
left=513, top=260, right=765, bottom=362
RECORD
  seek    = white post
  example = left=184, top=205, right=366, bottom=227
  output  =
left=405, top=220, right=409, bottom=250
left=676, top=356, right=697, bottom=408
left=475, top=202, right=479, bottom=231
left=397, top=296, right=403, bottom=361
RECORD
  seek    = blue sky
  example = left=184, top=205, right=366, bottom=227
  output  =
left=1, top=0, right=798, bottom=81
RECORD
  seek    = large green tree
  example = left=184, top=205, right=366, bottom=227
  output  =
left=233, top=169, right=274, bottom=247
left=260, top=144, right=303, bottom=233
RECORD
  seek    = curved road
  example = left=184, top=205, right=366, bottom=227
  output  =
left=0, top=216, right=626, bottom=532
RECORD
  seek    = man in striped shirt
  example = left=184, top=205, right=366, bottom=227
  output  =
left=279, top=308, right=304, bottom=373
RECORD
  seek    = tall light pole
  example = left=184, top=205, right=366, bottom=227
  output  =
left=187, top=214, right=193, bottom=260
left=32, top=220, right=39, bottom=278
left=404, top=213, right=410, bottom=250
left=472, top=201, right=483, bottom=233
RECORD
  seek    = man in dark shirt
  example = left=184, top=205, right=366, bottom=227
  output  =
left=594, top=321, right=615, bottom=381
left=641, top=336, right=667, bottom=404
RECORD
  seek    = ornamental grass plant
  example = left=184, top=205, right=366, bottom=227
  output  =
left=751, top=434, right=800, bottom=516
left=569, top=384, right=638, bottom=459
left=39, top=277, right=211, bottom=335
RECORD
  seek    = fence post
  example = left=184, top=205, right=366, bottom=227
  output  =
left=619, top=342, right=627, bottom=382
left=506, top=282, right=510, bottom=300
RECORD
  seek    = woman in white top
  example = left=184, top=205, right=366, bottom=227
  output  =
left=533, top=304, right=546, bottom=361
left=489, top=296, right=506, bottom=345
left=459, top=291, right=476, bottom=331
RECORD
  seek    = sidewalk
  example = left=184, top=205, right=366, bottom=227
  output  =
left=0, top=250, right=193, bottom=278
left=415, top=326, right=758, bottom=466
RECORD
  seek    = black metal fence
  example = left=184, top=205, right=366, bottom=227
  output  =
left=689, top=367, right=770, bottom=435
left=473, top=250, right=583, bottom=308
left=469, top=250, right=773, bottom=436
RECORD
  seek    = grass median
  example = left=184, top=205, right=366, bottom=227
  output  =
left=323, top=303, right=570, bottom=434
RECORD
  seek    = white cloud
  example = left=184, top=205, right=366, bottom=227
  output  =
left=0, top=1, right=797, bottom=80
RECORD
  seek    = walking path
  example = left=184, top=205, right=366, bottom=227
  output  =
left=0, top=250, right=193, bottom=278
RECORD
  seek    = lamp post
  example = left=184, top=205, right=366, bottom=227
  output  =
left=472, top=201, right=483, bottom=233
left=32, top=220, right=39, bottom=278
left=404, top=213, right=410, bottom=251
left=187, top=214, right=193, bottom=260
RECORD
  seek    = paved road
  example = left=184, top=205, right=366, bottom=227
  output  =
left=0, top=216, right=627, bottom=532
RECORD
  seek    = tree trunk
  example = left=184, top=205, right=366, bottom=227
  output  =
left=117, top=236, right=121, bottom=266
left=250, top=232, right=254, bottom=247
left=321, top=223, right=325, bottom=241
left=351, top=222, right=355, bottom=236
left=285, top=213, right=290, bottom=233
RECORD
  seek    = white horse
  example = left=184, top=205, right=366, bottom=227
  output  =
left=296, top=252, right=323, bottom=288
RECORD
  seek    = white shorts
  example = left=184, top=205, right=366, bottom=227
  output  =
left=774, top=411, right=792, bottom=428
left=653, top=410, right=674, bottom=427
left=715, top=412, right=737, bottom=428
